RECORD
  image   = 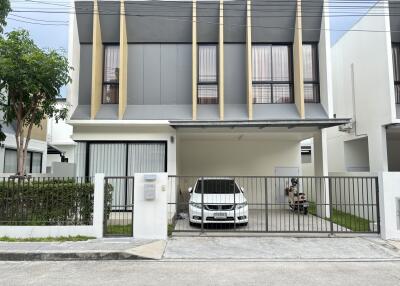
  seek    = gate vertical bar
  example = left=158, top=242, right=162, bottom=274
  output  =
left=375, top=177, right=381, bottom=234
left=328, top=177, right=334, bottom=235
left=201, top=176, right=204, bottom=233
left=265, top=177, right=268, bottom=232
left=234, top=177, right=237, bottom=231
left=131, top=177, right=134, bottom=237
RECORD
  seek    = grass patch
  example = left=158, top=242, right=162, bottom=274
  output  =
left=308, top=202, right=370, bottom=232
left=105, top=224, right=132, bottom=236
left=168, top=224, right=174, bottom=236
left=0, top=235, right=94, bottom=242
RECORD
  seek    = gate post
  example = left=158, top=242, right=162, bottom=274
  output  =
left=328, top=177, right=334, bottom=235
left=93, top=173, right=105, bottom=238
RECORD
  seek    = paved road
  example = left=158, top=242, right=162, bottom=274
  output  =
left=1, top=260, right=400, bottom=286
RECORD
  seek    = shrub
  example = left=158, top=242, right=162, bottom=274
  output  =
left=0, top=178, right=113, bottom=226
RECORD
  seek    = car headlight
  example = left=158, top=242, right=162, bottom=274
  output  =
left=236, top=202, right=248, bottom=209
left=190, top=202, right=202, bottom=209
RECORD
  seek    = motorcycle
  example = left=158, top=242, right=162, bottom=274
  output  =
left=285, top=178, right=309, bottom=215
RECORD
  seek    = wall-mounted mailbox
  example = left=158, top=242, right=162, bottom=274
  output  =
left=144, top=183, right=156, bottom=200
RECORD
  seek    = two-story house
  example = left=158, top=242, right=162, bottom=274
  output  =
left=68, top=0, right=348, bottom=193
left=327, top=0, right=400, bottom=173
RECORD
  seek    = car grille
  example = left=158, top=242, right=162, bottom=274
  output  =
left=206, top=217, right=235, bottom=221
left=204, top=204, right=234, bottom=211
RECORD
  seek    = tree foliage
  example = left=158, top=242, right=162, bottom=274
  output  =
left=0, top=30, right=71, bottom=175
left=0, top=0, right=11, bottom=34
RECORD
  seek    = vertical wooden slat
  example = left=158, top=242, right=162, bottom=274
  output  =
left=192, top=0, right=198, bottom=120
left=293, top=0, right=305, bottom=118
left=246, top=0, right=253, bottom=120
left=219, top=0, right=224, bottom=120
left=91, top=0, right=103, bottom=119
left=119, top=0, right=128, bottom=119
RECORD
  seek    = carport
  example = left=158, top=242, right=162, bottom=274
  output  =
left=165, top=119, right=381, bottom=234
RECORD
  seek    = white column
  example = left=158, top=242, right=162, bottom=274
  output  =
left=93, top=173, right=105, bottom=238
left=314, top=129, right=330, bottom=218
left=368, top=126, right=389, bottom=172
left=379, top=172, right=400, bottom=240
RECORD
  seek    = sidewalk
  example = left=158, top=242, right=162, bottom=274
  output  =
left=0, top=238, right=166, bottom=261
left=1, top=236, right=400, bottom=262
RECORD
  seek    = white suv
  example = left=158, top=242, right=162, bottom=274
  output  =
left=188, top=178, right=249, bottom=226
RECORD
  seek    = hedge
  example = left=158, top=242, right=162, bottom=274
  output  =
left=0, top=179, right=113, bottom=226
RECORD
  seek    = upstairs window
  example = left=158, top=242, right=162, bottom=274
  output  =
left=392, top=44, right=400, bottom=104
left=252, top=45, right=293, bottom=104
left=102, top=45, right=119, bottom=104
left=198, top=45, right=218, bottom=104
left=303, top=44, right=320, bottom=103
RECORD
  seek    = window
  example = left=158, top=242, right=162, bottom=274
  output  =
left=392, top=44, right=400, bottom=104
left=4, top=149, right=42, bottom=173
left=303, top=44, right=320, bottom=103
left=252, top=45, right=293, bottom=104
left=198, top=45, right=218, bottom=104
left=102, top=45, right=119, bottom=104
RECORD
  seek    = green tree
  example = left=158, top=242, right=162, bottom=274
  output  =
left=0, top=30, right=71, bottom=176
left=0, top=0, right=10, bottom=33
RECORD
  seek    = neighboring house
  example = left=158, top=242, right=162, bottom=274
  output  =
left=67, top=0, right=348, bottom=182
left=327, top=0, right=400, bottom=173
left=46, top=98, right=76, bottom=172
left=0, top=113, right=47, bottom=174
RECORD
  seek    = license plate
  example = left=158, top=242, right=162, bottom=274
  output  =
left=303, top=203, right=309, bottom=208
left=214, top=212, right=227, bottom=219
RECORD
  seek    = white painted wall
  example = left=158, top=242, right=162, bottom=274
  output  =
left=328, top=1, right=396, bottom=172
left=134, top=173, right=168, bottom=240
left=379, top=172, right=400, bottom=240
left=178, top=138, right=301, bottom=176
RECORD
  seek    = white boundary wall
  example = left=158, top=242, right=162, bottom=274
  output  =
left=379, top=172, right=400, bottom=240
left=0, top=174, right=105, bottom=239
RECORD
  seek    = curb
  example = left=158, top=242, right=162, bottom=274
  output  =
left=0, top=251, right=155, bottom=261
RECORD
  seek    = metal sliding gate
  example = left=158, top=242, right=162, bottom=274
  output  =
left=103, top=176, right=134, bottom=237
left=167, top=176, right=380, bottom=234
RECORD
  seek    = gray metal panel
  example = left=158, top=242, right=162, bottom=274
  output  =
left=390, top=1, right=400, bottom=42
left=197, top=105, right=219, bottom=120
left=98, top=1, right=120, bottom=43
left=176, top=45, right=192, bottom=104
left=253, top=104, right=300, bottom=120
left=128, top=44, right=144, bottom=104
left=127, top=44, right=192, bottom=105
left=197, top=2, right=219, bottom=43
left=224, top=44, right=246, bottom=104
left=161, top=45, right=177, bottom=104
left=224, top=1, right=246, bottom=43
left=95, top=104, right=119, bottom=119
left=125, top=1, right=192, bottom=43
left=302, top=0, right=323, bottom=42
left=252, top=0, right=296, bottom=43
left=304, top=103, right=328, bottom=119
left=143, top=44, right=161, bottom=104
left=123, top=105, right=192, bottom=120
left=71, top=105, right=91, bottom=120
left=78, top=45, right=93, bottom=105
left=75, top=1, right=93, bottom=43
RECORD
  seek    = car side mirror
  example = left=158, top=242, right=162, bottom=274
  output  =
left=188, top=187, right=193, bottom=193
left=240, top=186, right=245, bottom=193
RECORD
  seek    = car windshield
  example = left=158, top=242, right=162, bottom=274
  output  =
left=194, top=179, right=241, bottom=194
